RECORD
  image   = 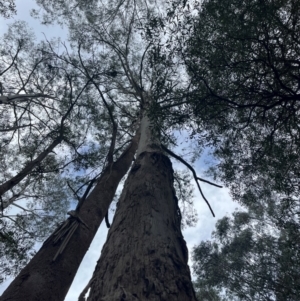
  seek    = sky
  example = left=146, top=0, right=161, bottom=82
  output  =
left=0, top=1, right=239, bottom=299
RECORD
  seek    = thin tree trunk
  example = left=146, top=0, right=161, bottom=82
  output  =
left=0, top=136, right=63, bottom=201
left=0, top=132, right=140, bottom=301
left=86, top=149, right=197, bottom=300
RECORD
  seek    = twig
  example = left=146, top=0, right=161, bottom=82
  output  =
left=67, top=181, right=81, bottom=202
left=11, top=203, right=40, bottom=217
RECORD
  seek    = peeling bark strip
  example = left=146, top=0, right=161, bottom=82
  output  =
left=87, top=151, right=197, bottom=301
left=0, top=134, right=140, bottom=301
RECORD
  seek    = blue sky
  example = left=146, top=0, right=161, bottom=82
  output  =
left=0, top=0, right=68, bottom=40
left=0, top=1, right=239, bottom=299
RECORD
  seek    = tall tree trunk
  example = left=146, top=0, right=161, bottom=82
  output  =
left=0, top=136, right=62, bottom=201
left=86, top=147, right=197, bottom=299
left=0, top=132, right=140, bottom=301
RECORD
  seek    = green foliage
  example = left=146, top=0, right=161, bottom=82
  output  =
left=193, top=207, right=300, bottom=300
left=3, top=1, right=295, bottom=300
left=194, top=281, right=225, bottom=301
left=0, top=20, right=131, bottom=279
left=1, top=1, right=194, bottom=280
left=187, top=0, right=300, bottom=108
left=0, top=175, right=72, bottom=283
left=0, top=0, right=16, bottom=18
left=174, top=169, right=197, bottom=228
left=182, top=0, right=300, bottom=218
left=0, top=218, right=34, bottom=283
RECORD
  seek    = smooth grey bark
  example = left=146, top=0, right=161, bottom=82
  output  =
left=0, top=136, right=62, bottom=201
left=86, top=150, right=197, bottom=301
left=0, top=132, right=140, bottom=301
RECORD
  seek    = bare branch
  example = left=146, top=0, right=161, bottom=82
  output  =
left=78, top=45, right=118, bottom=164
left=2, top=215, right=35, bottom=237
left=0, top=124, right=32, bottom=132
left=161, top=144, right=217, bottom=217
left=0, top=41, right=22, bottom=76
left=11, top=203, right=40, bottom=217
left=67, top=181, right=81, bottom=202
left=0, top=93, right=57, bottom=104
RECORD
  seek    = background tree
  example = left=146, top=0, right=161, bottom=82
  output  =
left=1, top=0, right=298, bottom=300
left=0, top=19, right=137, bottom=283
left=182, top=0, right=300, bottom=211
left=0, top=0, right=16, bottom=18
left=193, top=204, right=300, bottom=300
left=177, top=0, right=300, bottom=299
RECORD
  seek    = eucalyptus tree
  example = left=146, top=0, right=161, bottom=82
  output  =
left=0, top=17, right=145, bottom=299
left=66, top=1, right=199, bottom=297
left=193, top=203, right=300, bottom=301
left=142, top=0, right=300, bottom=299
left=0, top=0, right=214, bottom=300
left=0, top=19, right=135, bottom=286
left=182, top=0, right=300, bottom=214
left=177, top=1, right=300, bottom=298
left=0, top=22, right=77, bottom=281
left=0, top=0, right=16, bottom=18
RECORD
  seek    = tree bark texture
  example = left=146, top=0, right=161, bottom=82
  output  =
left=87, top=151, right=197, bottom=301
left=0, top=134, right=140, bottom=301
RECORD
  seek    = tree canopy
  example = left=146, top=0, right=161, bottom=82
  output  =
left=0, top=0, right=16, bottom=18
left=0, top=0, right=200, bottom=287
left=185, top=0, right=300, bottom=299
left=183, top=0, right=300, bottom=223
left=193, top=205, right=300, bottom=301
left=0, top=17, right=141, bottom=281
left=0, top=0, right=299, bottom=299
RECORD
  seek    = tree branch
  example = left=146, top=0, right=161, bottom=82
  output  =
left=161, top=144, right=217, bottom=217
left=0, top=93, right=57, bottom=104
